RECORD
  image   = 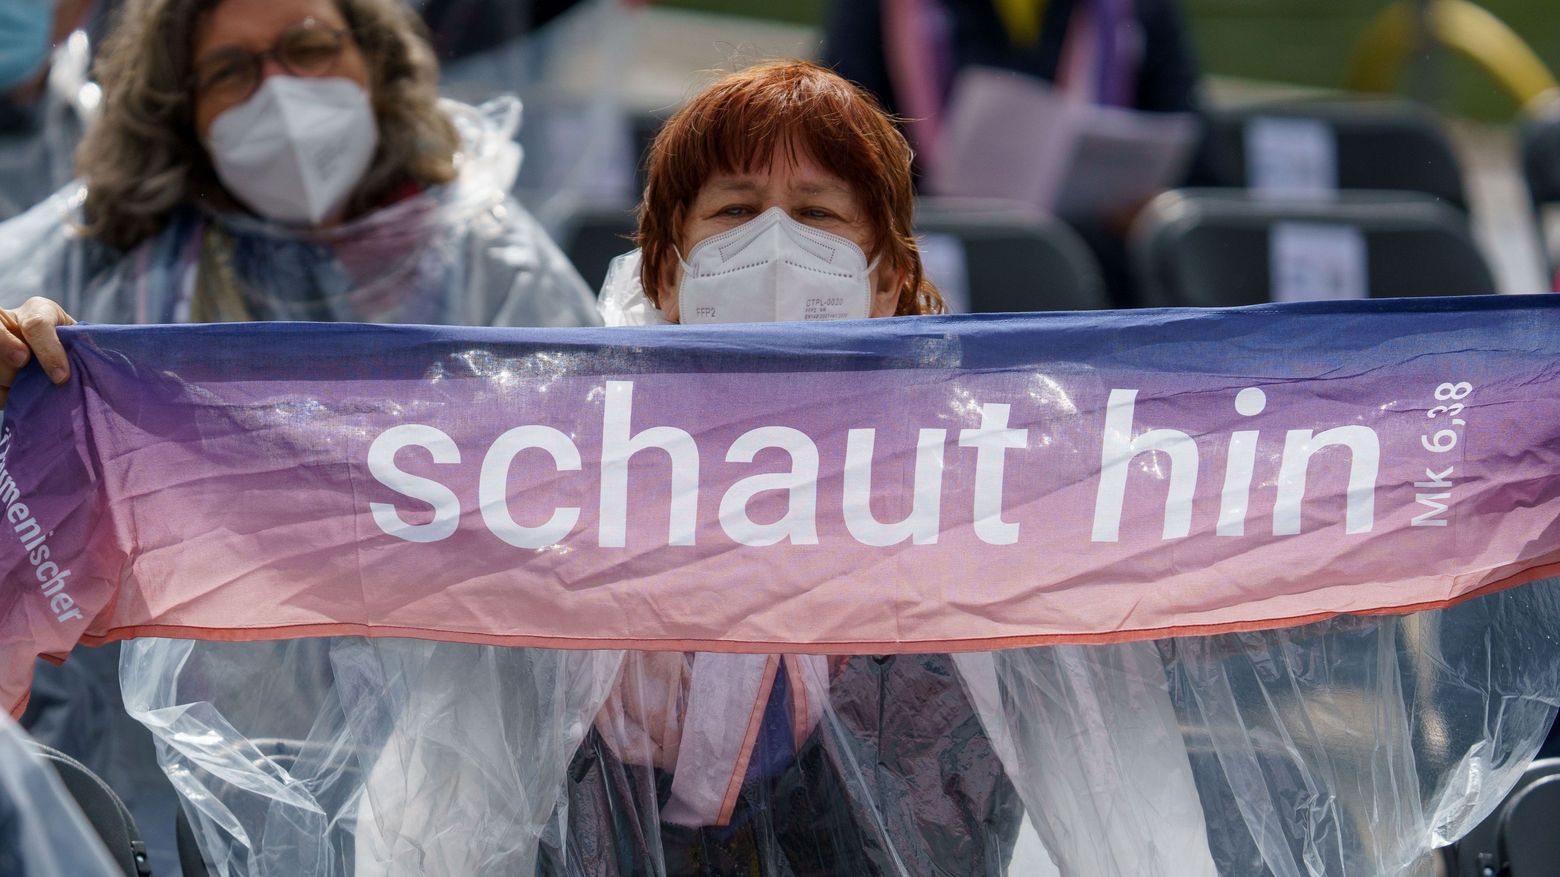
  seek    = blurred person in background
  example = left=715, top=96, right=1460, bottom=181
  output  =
left=0, top=0, right=100, bottom=219
left=414, top=0, right=583, bottom=70
left=0, top=0, right=595, bottom=333
left=414, top=0, right=645, bottom=233
left=825, top=0, right=1210, bottom=168
left=0, top=0, right=599, bottom=870
left=823, top=0, right=1223, bottom=306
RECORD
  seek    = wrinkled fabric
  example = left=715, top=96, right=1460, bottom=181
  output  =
left=116, top=582, right=1560, bottom=876
left=590, top=253, right=1022, bottom=865
left=0, top=250, right=1554, bottom=876
left=15, top=297, right=1529, bottom=873
left=12, top=302, right=1558, bottom=671
left=0, top=708, right=123, bottom=877
left=957, top=586, right=1560, bottom=876
left=596, top=249, right=671, bottom=326
left=542, top=653, right=1025, bottom=877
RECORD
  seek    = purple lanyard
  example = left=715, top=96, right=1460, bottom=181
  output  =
left=1091, top=0, right=1126, bottom=106
left=1061, top=0, right=1135, bottom=107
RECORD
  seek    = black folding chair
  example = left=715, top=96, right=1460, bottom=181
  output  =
left=914, top=199, right=1109, bottom=312
left=554, top=200, right=639, bottom=295
left=1129, top=189, right=1495, bottom=308
left=1444, top=757, right=1560, bottom=876
left=30, top=743, right=151, bottom=877
left=1518, top=103, right=1560, bottom=280
left=1208, top=99, right=1468, bottom=211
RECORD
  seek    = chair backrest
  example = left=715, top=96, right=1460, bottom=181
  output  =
left=1500, top=773, right=1560, bottom=875
left=1130, top=189, right=1496, bottom=308
left=554, top=200, right=640, bottom=295
left=1209, top=100, right=1467, bottom=212
left=1520, top=109, right=1560, bottom=209
left=175, top=799, right=210, bottom=877
left=1446, top=757, right=1560, bottom=877
left=913, top=200, right=1109, bottom=312
left=29, top=743, right=149, bottom=877
left=1517, top=106, right=1560, bottom=277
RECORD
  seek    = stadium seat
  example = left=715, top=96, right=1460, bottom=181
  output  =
left=631, top=110, right=668, bottom=195
left=554, top=198, right=1110, bottom=314
left=175, top=801, right=209, bottom=877
left=1518, top=102, right=1560, bottom=278
left=1444, top=757, right=1560, bottom=876
left=1129, top=189, right=1496, bottom=308
left=554, top=199, right=640, bottom=295
left=29, top=743, right=150, bottom=877
left=1208, top=99, right=1468, bottom=211
left=913, top=199, right=1109, bottom=312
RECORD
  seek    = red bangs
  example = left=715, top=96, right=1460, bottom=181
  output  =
left=636, top=61, right=942, bottom=316
left=675, top=66, right=891, bottom=188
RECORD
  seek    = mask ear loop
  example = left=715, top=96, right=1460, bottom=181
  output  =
left=662, top=245, right=690, bottom=319
left=864, top=252, right=886, bottom=317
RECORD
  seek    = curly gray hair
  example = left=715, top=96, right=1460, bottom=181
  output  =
left=77, top=0, right=459, bottom=250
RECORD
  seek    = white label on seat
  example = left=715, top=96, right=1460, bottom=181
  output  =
left=1246, top=116, right=1338, bottom=199
left=1270, top=222, right=1367, bottom=301
left=918, top=232, right=972, bottom=314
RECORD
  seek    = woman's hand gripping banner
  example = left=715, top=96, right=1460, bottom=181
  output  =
left=3, top=295, right=1559, bottom=715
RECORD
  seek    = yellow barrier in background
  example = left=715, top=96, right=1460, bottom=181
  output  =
left=1348, top=0, right=1558, bottom=113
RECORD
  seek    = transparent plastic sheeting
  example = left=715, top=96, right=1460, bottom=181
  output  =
left=0, top=34, right=97, bottom=222
left=0, top=709, right=123, bottom=876
left=0, top=93, right=601, bottom=876
left=122, top=581, right=1560, bottom=877
left=0, top=95, right=598, bottom=329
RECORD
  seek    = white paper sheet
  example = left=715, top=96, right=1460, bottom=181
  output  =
left=1245, top=115, right=1338, bottom=200
left=1269, top=221, right=1368, bottom=302
left=931, top=67, right=1198, bottom=221
left=916, top=231, right=972, bottom=313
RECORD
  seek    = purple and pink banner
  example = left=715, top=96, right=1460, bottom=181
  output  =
left=3, top=296, right=1559, bottom=715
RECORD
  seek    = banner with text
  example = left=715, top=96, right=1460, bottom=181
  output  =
left=3, top=296, right=1559, bottom=714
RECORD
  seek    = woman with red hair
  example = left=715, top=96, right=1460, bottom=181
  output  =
left=598, top=59, right=943, bottom=324
left=569, top=60, right=1022, bottom=876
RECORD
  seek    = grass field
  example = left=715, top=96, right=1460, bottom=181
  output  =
left=661, top=0, right=1560, bottom=121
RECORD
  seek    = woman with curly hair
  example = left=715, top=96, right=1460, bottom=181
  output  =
left=0, top=0, right=596, bottom=390
left=0, top=1, right=598, bottom=870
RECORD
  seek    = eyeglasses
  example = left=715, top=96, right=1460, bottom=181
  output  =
left=192, top=18, right=352, bottom=104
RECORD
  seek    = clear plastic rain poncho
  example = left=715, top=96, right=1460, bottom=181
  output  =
left=430, top=0, right=644, bottom=232
left=0, top=94, right=600, bottom=874
left=0, top=32, right=98, bottom=222
left=93, top=259, right=1560, bottom=877
left=0, top=709, right=122, bottom=877
left=119, top=592, right=1560, bottom=877
left=0, top=95, right=598, bottom=328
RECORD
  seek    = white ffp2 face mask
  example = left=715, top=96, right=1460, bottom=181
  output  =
left=676, top=206, right=879, bottom=324
left=206, top=76, right=379, bottom=226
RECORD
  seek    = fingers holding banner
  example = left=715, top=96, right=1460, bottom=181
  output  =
left=0, top=297, right=76, bottom=408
